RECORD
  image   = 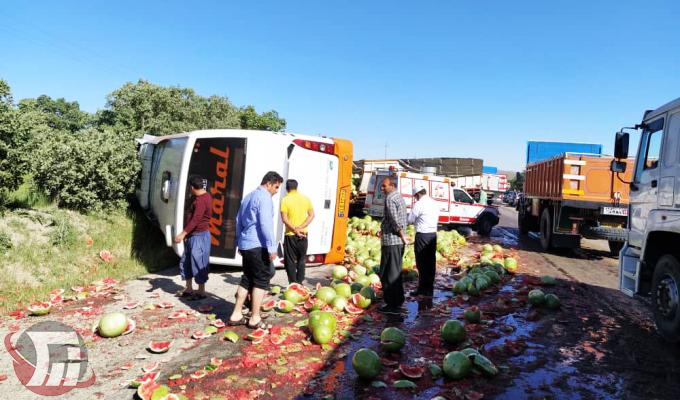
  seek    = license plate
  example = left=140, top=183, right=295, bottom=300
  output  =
left=602, top=206, right=628, bottom=216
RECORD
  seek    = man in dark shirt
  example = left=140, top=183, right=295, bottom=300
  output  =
left=175, top=175, right=213, bottom=300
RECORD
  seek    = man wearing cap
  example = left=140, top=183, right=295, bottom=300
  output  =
left=408, top=185, right=439, bottom=297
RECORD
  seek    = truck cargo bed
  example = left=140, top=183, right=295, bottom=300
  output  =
left=525, top=154, right=634, bottom=204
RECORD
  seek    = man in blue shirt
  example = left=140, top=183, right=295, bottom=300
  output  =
left=228, top=171, right=283, bottom=329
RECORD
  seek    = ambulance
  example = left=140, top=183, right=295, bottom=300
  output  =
left=363, top=168, right=500, bottom=235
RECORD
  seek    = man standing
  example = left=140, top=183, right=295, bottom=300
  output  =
left=280, top=179, right=315, bottom=285
left=378, top=176, right=409, bottom=314
left=175, top=175, right=213, bottom=300
left=228, top=171, right=283, bottom=329
left=408, top=185, right=439, bottom=297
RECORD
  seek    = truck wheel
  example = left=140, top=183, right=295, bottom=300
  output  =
left=539, top=208, right=553, bottom=251
left=651, top=255, right=680, bottom=343
left=476, top=216, right=493, bottom=236
left=608, top=240, right=624, bottom=256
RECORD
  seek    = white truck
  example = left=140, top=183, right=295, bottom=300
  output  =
left=612, top=97, right=680, bottom=342
left=363, top=169, right=500, bottom=235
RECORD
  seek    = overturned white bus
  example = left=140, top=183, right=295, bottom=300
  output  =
left=136, top=129, right=353, bottom=267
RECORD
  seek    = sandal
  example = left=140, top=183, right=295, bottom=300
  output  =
left=246, top=319, right=271, bottom=330
left=187, top=292, right=208, bottom=301
left=227, top=317, right=247, bottom=326
left=177, top=290, right=194, bottom=298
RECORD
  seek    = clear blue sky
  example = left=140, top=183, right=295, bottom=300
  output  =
left=1, top=1, right=679, bottom=171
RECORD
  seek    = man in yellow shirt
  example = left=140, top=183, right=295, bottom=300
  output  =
left=280, top=179, right=315, bottom=285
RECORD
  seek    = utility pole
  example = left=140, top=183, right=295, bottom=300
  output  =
left=384, top=142, right=388, bottom=160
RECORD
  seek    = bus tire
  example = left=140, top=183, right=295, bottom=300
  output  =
left=539, top=208, right=553, bottom=251
left=651, top=255, right=680, bottom=343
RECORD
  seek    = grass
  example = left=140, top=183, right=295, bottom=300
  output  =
left=0, top=201, right=178, bottom=314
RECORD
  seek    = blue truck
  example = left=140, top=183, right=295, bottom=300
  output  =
left=526, top=141, right=602, bottom=165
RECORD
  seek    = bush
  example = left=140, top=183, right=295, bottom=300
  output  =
left=49, top=213, right=77, bottom=248
left=0, top=230, right=11, bottom=254
left=32, top=128, right=139, bottom=211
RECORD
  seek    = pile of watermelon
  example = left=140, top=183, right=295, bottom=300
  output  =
left=451, top=244, right=519, bottom=296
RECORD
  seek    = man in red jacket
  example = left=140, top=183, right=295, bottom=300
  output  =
left=175, top=175, right=213, bottom=300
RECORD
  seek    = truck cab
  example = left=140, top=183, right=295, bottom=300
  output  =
left=613, top=97, right=680, bottom=342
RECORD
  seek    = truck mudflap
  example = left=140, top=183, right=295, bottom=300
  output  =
left=580, top=225, right=628, bottom=241
left=619, top=243, right=641, bottom=297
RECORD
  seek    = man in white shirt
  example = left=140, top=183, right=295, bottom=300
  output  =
left=407, top=185, right=439, bottom=297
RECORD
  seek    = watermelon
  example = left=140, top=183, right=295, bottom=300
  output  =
left=332, top=266, right=349, bottom=280
left=284, top=284, right=308, bottom=304
left=442, top=351, right=472, bottom=379
left=345, top=303, right=363, bottom=314
left=211, top=319, right=225, bottom=328
left=504, top=257, right=518, bottom=273
left=359, top=286, right=376, bottom=302
left=261, top=298, right=277, bottom=312
left=331, top=296, right=347, bottom=311
left=528, top=289, right=546, bottom=306
left=247, top=328, right=267, bottom=341
left=122, top=318, right=136, bottom=335
left=148, top=340, right=172, bottom=353
left=315, top=287, right=337, bottom=305
left=352, top=348, right=381, bottom=379
left=463, top=306, right=481, bottom=323
left=308, top=311, right=337, bottom=332
left=380, top=327, right=406, bottom=352
left=276, top=300, right=295, bottom=313
left=142, top=362, right=159, bottom=373
left=311, top=325, right=334, bottom=344
left=130, top=371, right=159, bottom=388
left=399, top=364, right=424, bottom=379
left=441, top=320, right=467, bottom=344
left=541, top=275, right=558, bottom=286
left=192, top=330, right=211, bottom=339
left=351, top=293, right=371, bottom=309
left=223, top=330, right=239, bottom=343
left=352, top=265, right=367, bottom=276
left=98, top=312, right=128, bottom=338
left=544, top=293, right=561, bottom=309
left=334, top=283, right=352, bottom=299
left=136, top=379, right=161, bottom=400
left=190, top=370, right=207, bottom=380
left=167, top=311, right=187, bottom=320
left=350, top=282, right=364, bottom=293
left=27, top=302, right=52, bottom=316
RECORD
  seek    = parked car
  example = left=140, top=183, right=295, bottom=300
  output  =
left=502, top=190, right=517, bottom=205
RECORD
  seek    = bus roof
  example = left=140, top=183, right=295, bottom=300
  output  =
left=137, top=129, right=337, bottom=146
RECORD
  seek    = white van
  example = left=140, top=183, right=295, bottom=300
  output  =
left=363, top=169, right=500, bottom=235
left=136, top=129, right=353, bottom=267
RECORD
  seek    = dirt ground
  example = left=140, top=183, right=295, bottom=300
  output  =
left=1, top=205, right=680, bottom=399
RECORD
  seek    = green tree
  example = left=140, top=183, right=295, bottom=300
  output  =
left=32, top=128, right=139, bottom=211
left=96, top=80, right=241, bottom=135
left=0, top=80, right=21, bottom=206
left=18, top=95, right=92, bottom=133
left=238, top=105, right=286, bottom=131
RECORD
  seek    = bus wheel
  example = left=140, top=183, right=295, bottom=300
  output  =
left=652, top=255, right=680, bottom=343
left=539, top=208, right=553, bottom=251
